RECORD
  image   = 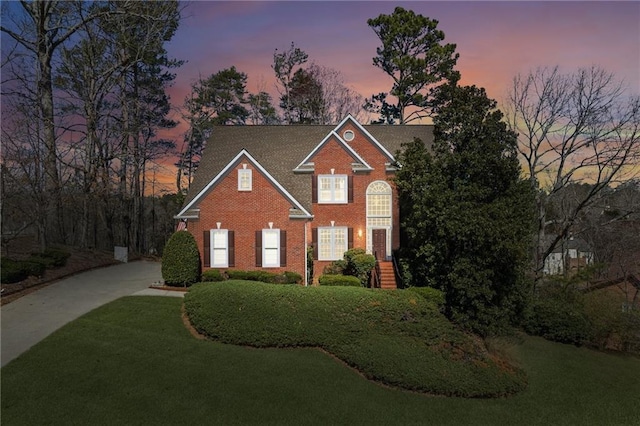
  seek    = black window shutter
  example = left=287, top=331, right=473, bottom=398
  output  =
left=312, top=228, right=318, bottom=260
left=203, top=230, right=210, bottom=267
left=255, top=230, right=262, bottom=267
left=312, top=175, right=317, bottom=203
left=228, top=231, right=235, bottom=267
left=280, top=230, right=287, bottom=267
left=348, top=228, right=354, bottom=249
left=348, top=175, right=354, bottom=203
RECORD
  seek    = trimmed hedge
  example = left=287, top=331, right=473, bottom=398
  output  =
left=162, top=231, right=200, bottom=287
left=41, top=248, right=71, bottom=267
left=282, top=271, right=302, bottom=284
left=406, top=286, right=445, bottom=307
left=225, top=270, right=302, bottom=285
left=201, top=269, right=225, bottom=282
left=185, top=281, right=527, bottom=397
left=1, top=258, right=47, bottom=283
left=523, top=297, right=591, bottom=345
left=318, top=274, right=361, bottom=287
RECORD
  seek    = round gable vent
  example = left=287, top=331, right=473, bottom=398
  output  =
left=343, top=130, right=355, bottom=142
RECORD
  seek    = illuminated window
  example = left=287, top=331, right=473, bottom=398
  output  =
left=262, top=229, right=280, bottom=267
left=211, top=229, right=228, bottom=267
left=318, top=175, right=347, bottom=204
left=238, top=169, right=252, bottom=191
left=318, top=227, right=347, bottom=261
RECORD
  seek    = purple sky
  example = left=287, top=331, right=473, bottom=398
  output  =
left=166, top=1, right=639, bottom=114
left=152, top=1, right=639, bottom=190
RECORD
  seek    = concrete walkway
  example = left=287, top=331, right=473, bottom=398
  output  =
left=1, top=260, right=182, bottom=368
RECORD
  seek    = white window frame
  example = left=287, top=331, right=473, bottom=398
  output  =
left=318, top=175, right=348, bottom=204
left=318, top=226, right=348, bottom=261
left=211, top=229, right=229, bottom=267
left=262, top=229, right=280, bottom=268
left=238, top=169, right=252, bottom=191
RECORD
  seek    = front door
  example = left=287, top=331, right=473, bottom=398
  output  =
left=372, top=229, right=386, bottom=260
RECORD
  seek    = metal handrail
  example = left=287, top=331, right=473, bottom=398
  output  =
left=371, top=251, right=381, bottom=288
left=392, top=251, right=404, bottom=289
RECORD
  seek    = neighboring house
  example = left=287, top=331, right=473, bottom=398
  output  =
left=543, top=236, right=594, bottom=276
left=175, top=115, right=433, bottom=287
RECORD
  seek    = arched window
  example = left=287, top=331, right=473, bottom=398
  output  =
left=367, top=181, right=391, bottom=220
left=366, top=181, right=392, bottom=256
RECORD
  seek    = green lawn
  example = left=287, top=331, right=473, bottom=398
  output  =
left=2, top=296, right=639, bottom=425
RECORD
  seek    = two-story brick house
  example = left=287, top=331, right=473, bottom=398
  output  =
left=175, top=115, right=433, bottom=287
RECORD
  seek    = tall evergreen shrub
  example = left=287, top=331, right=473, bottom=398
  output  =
left=162, top=231, right=200, bottom=287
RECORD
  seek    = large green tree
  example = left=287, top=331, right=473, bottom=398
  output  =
left=395, top=83, right=534, bottom=335
left=366, top=7, right=459, bottom=124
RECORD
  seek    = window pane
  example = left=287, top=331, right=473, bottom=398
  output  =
left=213, top=249, right=226, bottom=266
left=213, top=231, right=227, bottom=248
left=264, top=230, right=278, bottom=248
left=238, top=170, right=251, bottom=190
left=264, top=248, right=278, bottom=265
left=334, top=177, right=346, bottom=201
left=368, top=194, right=390, bottom=216
left=319, top=229, right=332, bottom=260
left=319, top=177, right=332, bottom=202
left=334, top=228, right=346, bottom=258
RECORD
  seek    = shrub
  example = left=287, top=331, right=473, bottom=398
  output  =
left=161, top=231, right=200, bottom=287
left=406, top=286, right=445, bottom=307
left=325, top=248, right=376, bottom=286
left=323, top=260, right=346, bottom=275
left=41, top=248, right=71, bottom=267
left=227, top=270, right=276, bottom=283
left=185, top=281, right=528, bottom=397
left=523, top=292, right=591, bottom=345
left=283, top=271, right=302, bottom=284
left=1, top=258, right=28, bottom=283
left=28, top=254, right=57, bottom=269
left=22, top=260, right=46, bottom=277
left=318, top=274, right=361, bottom=287
left=225, top=270, right=301, bottom=285
left=350, top=253, right=376, bottom=286
left=201, top=269, right=225, bottom=282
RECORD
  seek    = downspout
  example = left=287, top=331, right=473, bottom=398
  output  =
left=304, top=216, right=314, bottom=286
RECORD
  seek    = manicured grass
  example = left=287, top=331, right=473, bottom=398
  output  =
left=1, top=296, right=639, bottom=425
left=185, top=281, right=525, bottom=397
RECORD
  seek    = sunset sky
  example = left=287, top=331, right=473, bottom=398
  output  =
left=166, top=1, right=639, bottom=111
left=150, top=1, right=639, bottom=192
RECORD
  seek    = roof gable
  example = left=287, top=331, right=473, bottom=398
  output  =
left=293, top=129, right=372, bottom=173
left=334, top=115, right=396, bottom=162
left=176, top=149, right=312, bottom=219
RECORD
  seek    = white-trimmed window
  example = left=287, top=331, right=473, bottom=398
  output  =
left=211, top=229, right=229, bottom=267
left=318, top=227, right=348, bottom=261
left=262, top=229, right=280, bottom=267
left=238, top=169, right=252, bottom=191
left=318, top=175, right=347, bottom=204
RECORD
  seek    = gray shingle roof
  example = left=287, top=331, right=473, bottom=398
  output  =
left=181, top=123, right=434, bottom=214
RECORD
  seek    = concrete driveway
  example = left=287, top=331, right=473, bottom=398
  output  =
left=0, top=260, right=179, bottom=368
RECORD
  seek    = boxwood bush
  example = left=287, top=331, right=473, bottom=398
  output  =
left=41, top=248, right=71, bottom=267
left=0, top=258, right=46, bottom=283
left=282, top=271, right=302, bottom=284
left=318, top=274, right=361, bottom=287
left=161, top=231, right=200, bottom=287
left=224, top=270, right=302, bottom=285
left=1, top=258, right=28, bottom=283
left=201, top=269, right=225, bottom=282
